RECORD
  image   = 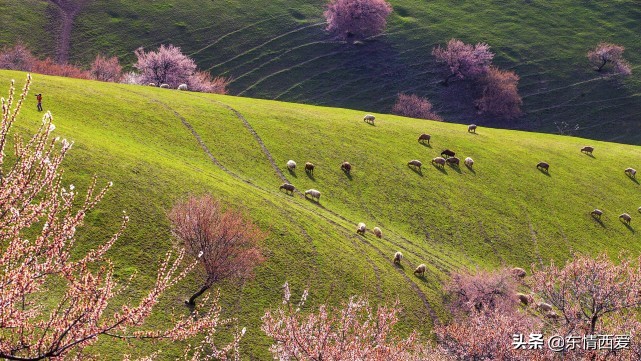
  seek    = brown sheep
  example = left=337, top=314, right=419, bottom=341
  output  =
left=432, top=157, right=446, bottom=168
left=619, top=213, right=632, bottom=224
left=393, top=251, right=402, bottom=265
left=418, top=133, right=431, bottom=144
left=446, top=157, right=460, bottom=166
left=591, top=209, right=603, bottom=218
left=517, top=293, right=532, bottom=306
left=441, top=149, right=455, bottom=158
left=373, top=227, right=383, bottom=238
left=625, top=168, right=637, bottom=178
left=537, top=162, right=550, bottom=172
left=511, top=267, right=527, bottom=278
left=279, top=183, right=295, bottom=195
left=363, top=114, right=375, bottom=124
left=581, top=146, right=594, bottom=155
left=305, top=162, right=315, bottom=174
left=407, top=160, right=422, bottom=170
left=414, top=264, right=426, bottom=277
left=468, top=124, right=477, bottom=133
left=537, top=302, right=553, bottom=312
left=341, top=161, right=352, bottom=174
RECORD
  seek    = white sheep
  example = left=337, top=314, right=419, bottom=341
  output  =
left=148, top=82, right=156, bottom=86
left=620, top=213, right=632, bottom=224
left=414, top=264, right=426, bottom=277
left=356, top=222, right=366, bottom=235
left=160, top=83, right=170, bottom=88
left=177, top=84, right=188, bottom=91
left=393, top=251, right=402, bottom=265
left=286, top=160, right=297, bottom=170
left=625, top=168, right=637, bottom=178
left=511, top=267, right=526, bottom=278
left=363, top=114, right=375, bottom=124
left=591, top=209, right=603, bottom=218
left=373, top=227, right=382, bottom=238
left=464, top=157, right=474, bottom=168
left=304, top=189, right=321, bottom=202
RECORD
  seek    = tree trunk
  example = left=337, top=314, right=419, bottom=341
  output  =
left=185, top=283, right=211, bottom=306
left=597, top=59, right=607, bottom=72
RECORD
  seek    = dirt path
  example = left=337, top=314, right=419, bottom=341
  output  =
left=48, top=0, right=88, bottom=63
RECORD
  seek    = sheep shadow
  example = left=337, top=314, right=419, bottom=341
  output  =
left=304, top=196, right=320, bottom=205
left=448, top=164, right=462, bottom=174
left=408, top=166, right=423, bottom=176
left=621, top=221, right=635, bottom=233
left=342, top=170, right=353, bottom=180
left=305, top=171, right=315, bottom=181
left=288, top=169, right=298, bottom=178
left=419, top=142, right=432, bottom=148
left=364, top=121, right=376, bottom=126
left=394, top=263, right=405, bottom=270
left=627, top=175, right=639, bottom=184
left=538, top=168, right=551, bottom=177
left=583, top=153, right=595, bottom=159
left=466, top=165, right=476, bottom=174
left=432, top=164, right=447, bottom=174
left=591, top=216, right=605, bottom=228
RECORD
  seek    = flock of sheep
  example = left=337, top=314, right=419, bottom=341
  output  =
left=277, top=113, right=639, bottom=279
left=150, top=83, right=189, bottom=90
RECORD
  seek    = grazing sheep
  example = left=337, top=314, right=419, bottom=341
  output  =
left=441, top=149, right=455, bottom=158
left=286, top=160, right=297, bottom=170
left=511, top=267, right=527, bottom=278
left=177, top=83, right=188, bottom=91
left=468, top=124, right=477, bottom=133
left=148, top=82, right=156, bottom=86
left=393, top=251, right=403, bottom=265
left=304, top=189, right=321, bottom=202
left=619, top=213, right=632, bottom=224
left=517, top=293, right=532, bottom=306
left=373, top=227, right=382, bottom=238
left=356, top=222, right=366, bottom=235
left=160, top=83, right=170, bottom=88
left=591, top=209, right=603, bottom=218
left=363, top=114, right=375, bottom=124
left=341, top=161, right=352, bottom=174
left=464, top=157, right=474, bottom=168
left=546, top=312, right=560, bottom=320
left=581, top=146, right=594, bottom=155
left=414, top=264, right=427, bottom=277
left=279, top=183, right=295, bottom=194
left=537, top=162, right=550, bottom=172
left=432, top=157, right=446, bottom=168
left=625, top=168, right=637, bottom=178
left=537, top=302, right=553, bottom=312
left=446, top=157, right=460, bottom=166
left=407, top=160, right=422, bottom=170
left=305, top=162, right=315, bottom=174
left=638, top=207, right=641, bottom=213
left=418, top=133, right=431, bottom=144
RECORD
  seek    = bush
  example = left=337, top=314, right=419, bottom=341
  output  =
left=324, top=0, right=393, bottom=40
left=392, top=93, right=443, bottom=121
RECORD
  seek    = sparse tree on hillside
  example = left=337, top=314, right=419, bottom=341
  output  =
left=0, top=43, right=36, bottom=71
left=262, top=282, right=448, bottom=361
left=90, top=54, right=122, bottom=82
left=0, top=76, right=242, bottom=360
left=392, top=93, right=443, bottom=121
left=169, top=195, right=266, bottom=306
left=324, top=0, right=393, bottom=40
left=188, top=70, right=230, bottom=94
left=432, top=39, right=494, bottom=85
left=474, top=66, right=522, bottom=119
left=134, top=44, right=197, bottom=87
left=588, top=42, right=632, bottom=76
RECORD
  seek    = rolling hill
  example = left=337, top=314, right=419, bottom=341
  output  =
left=4, top=70, right=641, bottom=359
left=1, top=0, right=640, bottom=143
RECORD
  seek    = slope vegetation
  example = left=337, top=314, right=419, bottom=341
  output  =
left=4, top=70, right=641, bottom=358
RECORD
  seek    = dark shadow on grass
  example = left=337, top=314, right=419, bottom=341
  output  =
left=592, top=216, right=605, bottom=228
left=419, top=142, right=432, bottom=148
left=288, top=169, right=297, bottom=178
left=622, top=221, right=635, bottom=233
left=432, top=164, right=447, bottom=174
left=466, top=165, right=476, bottom=174
left=408, top=166, right=423, bottom=176
left=343, top=169, right=353, bottom=180
left=394, top=263, right=405, bottom=271
left=449, top=164, right=462, bottom=174
left=584, top=153, right=595, bottom=159
left=304, top=196, right=320, bottom=205
left=538, top=168, right=551, bottom=177
left=627, top=175, right=639, bottom=184
left=415, top=274, right=429, bottom=283
left=305, top=171, right=315, bottom=181
left=364, top=121, right=376, bottom=126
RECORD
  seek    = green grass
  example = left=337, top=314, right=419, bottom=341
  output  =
left=1, top=0, right=640, bottom=143
left=5, top=70, right=641, bottom=359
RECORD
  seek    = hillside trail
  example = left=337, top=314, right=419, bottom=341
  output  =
left=47, top=0, right=88, bottom=63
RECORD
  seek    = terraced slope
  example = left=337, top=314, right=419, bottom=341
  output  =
left=1, top=0, right=640, bottom=143
left=4, top=70, right=641, bottom=359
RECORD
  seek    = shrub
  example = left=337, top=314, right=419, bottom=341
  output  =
left=474, top=66, right=522, bottom=120
left=90, top=54, right=122, bottom=82
left=392, top=93, right=443, bottom=121
left=324, top=0, right=393, bottom=40
left=432, top=39, right=494, bottom=85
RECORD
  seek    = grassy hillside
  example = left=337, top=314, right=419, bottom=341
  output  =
left=0, top=0, right=640, bottom=143
left=5, top=70, right=641, bottom=359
